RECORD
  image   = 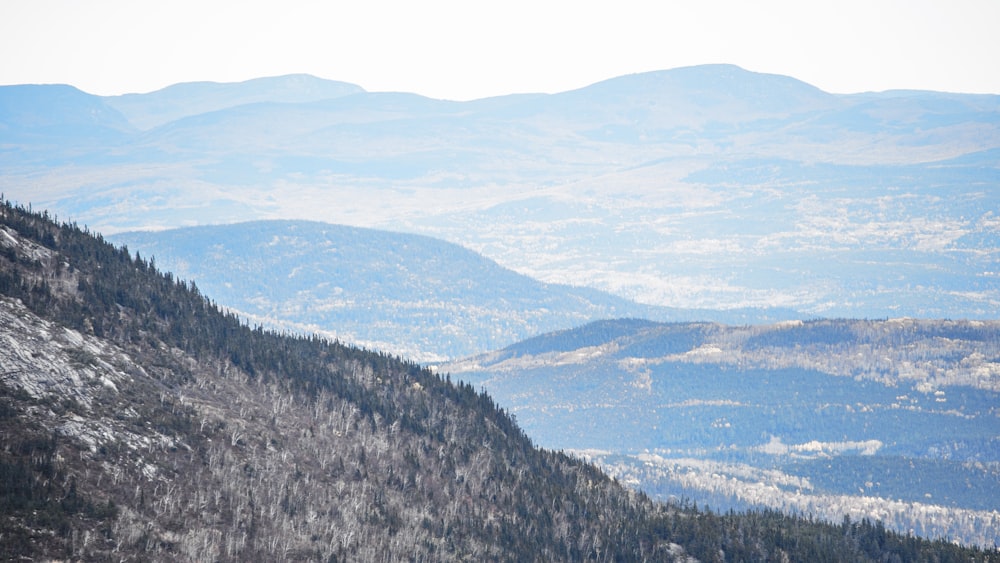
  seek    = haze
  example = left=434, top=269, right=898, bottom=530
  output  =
left=2, top=0, right=999, bottom=99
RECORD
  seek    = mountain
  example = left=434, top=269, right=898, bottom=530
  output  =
left=0, top=84, right=133, bottom=134
left=441, top=318, right=1000, bottom=547
left=522, top=64, right=840, bottom=128
left=0, top=201, right=655, bottom=560
left=108, top=220, right=797, bottom=361
left=104, top=74, right=365, bottom=130
left=6, top=203, right=994, bottom=560
left=0, top=84, right=134, bottom=164
left=2, top=64, right=997, bottom=319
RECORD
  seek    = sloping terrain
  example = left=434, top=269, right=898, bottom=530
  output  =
left=3, top=202, right=995, bottom=561
left=443, top=318, right=1000, bottom=547
left=2, top=65, right=997, bottom=318
left=109, top=220, right=795, bottom=361
left=104, top=74, right=364, bottom=130
left=0, top=201, right=667, bottom=560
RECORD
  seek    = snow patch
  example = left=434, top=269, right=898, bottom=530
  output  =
left=755, top=435, right=883, bottom=457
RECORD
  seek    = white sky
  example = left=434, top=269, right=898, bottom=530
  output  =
left=1, top=0, right=998, bottom=99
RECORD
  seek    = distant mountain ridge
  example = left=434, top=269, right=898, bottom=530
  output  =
left=104, top=74, right=365, bottom=129
left=2, top=64, right=998, bottom=319
left=540, top=64, right=840, bottom=126
left=0, top=84, right=133, bottom=149
left=109, top=220, right=797, bottom=361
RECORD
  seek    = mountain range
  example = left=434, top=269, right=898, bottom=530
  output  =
left=2, top=64, right=997, bottom=319
left=2, top=65, right=1000, bottom=556
left=6, top=197, right=993, bottom=560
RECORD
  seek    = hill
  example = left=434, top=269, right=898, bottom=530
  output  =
left=2, top=64, right=997, bottom=319
left=0, top=84, right=134, bottom=164
left=108, top=220, right=795, bottom=361
left=442, top=318, right=1000, bottom=547
left=4, top=202, right=997, bottom=560
left=103, top=74, right=365, bottom=130
left=0, top=202, right=655, bottom=560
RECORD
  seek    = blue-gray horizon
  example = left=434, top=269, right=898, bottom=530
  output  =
left=2, top=0, right=998, bottom=100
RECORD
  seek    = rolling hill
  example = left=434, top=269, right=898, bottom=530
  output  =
left=109, top=220, right=796, bottom=361
left=441, top=318, right=1000, bottom=547
left=104, top=73, right=364, bottom=130
left=2, top=65, right=997, bottom=319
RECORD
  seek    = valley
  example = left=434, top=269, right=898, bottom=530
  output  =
left=442, top=318, right=1000, bottom=546
left=6, top=199, right=992, bottom=560
left=108, top=220, right=795, bottom=361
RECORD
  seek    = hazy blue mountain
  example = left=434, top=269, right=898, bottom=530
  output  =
left=0, top=84, right=134, bottom=164
left=104, top=73, right=365, bottom=129
left=3, top=64, right=998, bottom=319
left=441, top=318, right=1000, bottom=547
left=519, top=64, right=841, bottom=130
left=0, top=84, right=132, bottom=133
left=109, top=220, right=796, bottom=361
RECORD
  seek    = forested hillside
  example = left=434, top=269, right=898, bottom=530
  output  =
left=445, top=318, right=1000, bottom=547
left=1, top=198, right=995, bottom=561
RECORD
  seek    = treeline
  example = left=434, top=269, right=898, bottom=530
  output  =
left=743, top=318, right=1000, bottom=350
left=1, top=197, right=997, bottom=561
left=659, top=505, right=996, bottom=563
